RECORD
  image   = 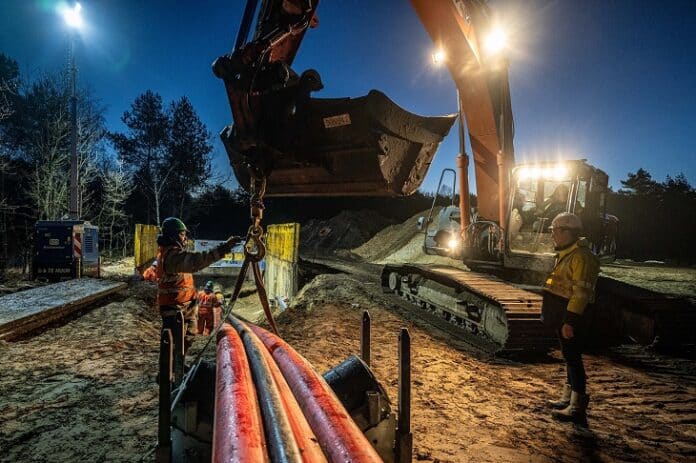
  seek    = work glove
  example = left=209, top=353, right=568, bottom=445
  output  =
left=219, top=235, right=242, bottom=254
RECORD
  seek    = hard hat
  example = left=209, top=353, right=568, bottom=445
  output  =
left=550, top=212, right=583, bottom=230
left=205, top=280, right=214, bottom=291
left=161, top=217, right=188, bottom=237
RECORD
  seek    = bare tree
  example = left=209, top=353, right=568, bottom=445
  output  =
left=95, top=163, right=132, bottom=255
left=29, top=108, right=71, bottom=219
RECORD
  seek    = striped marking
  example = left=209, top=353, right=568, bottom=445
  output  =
left=73, top=233, right=82, bottom=257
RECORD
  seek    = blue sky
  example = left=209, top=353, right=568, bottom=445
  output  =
left=1, top=0, right=694, bottom=193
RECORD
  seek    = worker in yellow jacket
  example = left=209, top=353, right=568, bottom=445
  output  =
left=543, top=212, right=600, bottom=427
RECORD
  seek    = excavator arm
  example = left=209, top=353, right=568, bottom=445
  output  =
left=411, top=0, right=514, bottom=223
left=214, top=0, right=456, bottom=197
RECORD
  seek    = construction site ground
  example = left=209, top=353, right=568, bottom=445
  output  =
left=0, top=209, right=695, bottom=462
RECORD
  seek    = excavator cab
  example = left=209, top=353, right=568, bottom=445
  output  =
left=504, top=160, right=617, bottom=275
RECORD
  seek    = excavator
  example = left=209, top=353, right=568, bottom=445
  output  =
left=214, top=0, right=695, bottom=354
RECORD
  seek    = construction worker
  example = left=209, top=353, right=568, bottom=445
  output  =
left=197, top=280, right=223, bottom=336
left=155, top=217, right=240, bottom=352
left=543, top=212, right=600, bottom=427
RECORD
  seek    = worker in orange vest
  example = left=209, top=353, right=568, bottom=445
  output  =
left=197, top=280, right=223, bottom=335
left=156, top=217, right=239, bottom=353
left=142, top=259, right=158, bottom=282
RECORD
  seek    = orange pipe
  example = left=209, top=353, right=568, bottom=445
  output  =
left=241, top=320, right=328, bottom=463
left=213, top=324, right=268, bottom=463
left=248, top=323, right=383, bottom=463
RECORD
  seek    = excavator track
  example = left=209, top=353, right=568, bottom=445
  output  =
left=381, top=264, right=557, bottom=354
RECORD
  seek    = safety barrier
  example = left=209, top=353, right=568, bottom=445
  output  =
left=264, top=223, right=300, bottom=306
left=134, top=224, right=160, bottom=270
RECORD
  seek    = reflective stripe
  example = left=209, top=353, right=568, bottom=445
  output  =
left=544, top=240, right=599, bottom=308
left=157, top=246, right=197, bottom=305
left=198, top=291, right=217, bottom=309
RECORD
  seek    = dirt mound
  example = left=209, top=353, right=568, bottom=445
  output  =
left=285, top=273, right=385, bottom=314
left=351, top=207, right=467, bottom=268
left=100, top=256, right=137, bottom=280
left=600, top=263, right=696, bottom=298
left=352, top=208, right=430, bottom=262
left=301, top=209, right=394, bottom=256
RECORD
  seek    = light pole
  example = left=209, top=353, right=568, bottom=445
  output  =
left=62, top=2, right=83, bottom=220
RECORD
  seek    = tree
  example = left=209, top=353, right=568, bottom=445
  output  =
left=0, top=54, right=19, bottom=124
left=663, top=173, right=694, bottom=198
left=94, top=161, right=132, bottom=256
left=167, top=96, right=212, bottom=218
left=619, top=168, right=662, bottom=196
left=109, top=90, right=171, bottom=225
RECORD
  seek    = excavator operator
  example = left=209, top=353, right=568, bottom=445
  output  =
left=542, top=212, right=600, bottom=428
left=534, top=184, right=570, bottom=232
left=155, top=217, right=240, bottom=352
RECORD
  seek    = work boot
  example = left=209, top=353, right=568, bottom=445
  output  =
left=547, top=384, right=572, bottom=409
left=552, top=391, right=589, bottom=427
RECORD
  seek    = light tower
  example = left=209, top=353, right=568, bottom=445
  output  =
left=62, top=2, right=83, bottom=219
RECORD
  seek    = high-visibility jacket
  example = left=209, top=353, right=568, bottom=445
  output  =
left=197, top=290, right=221, bottom=310
left=156, top=246, right=197, bottom=307
left=156, top=242, right=229, bottom=309
left=544, top=238, right=600, bottom=322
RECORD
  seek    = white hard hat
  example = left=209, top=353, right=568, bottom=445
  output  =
left=550, top=212, right=583, bottom=230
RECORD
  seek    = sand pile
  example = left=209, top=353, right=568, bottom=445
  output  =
left=350, top=207, right=467, bottom=268
left=301, top=209, right=394, bottom=256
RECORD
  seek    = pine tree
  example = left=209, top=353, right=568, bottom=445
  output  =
left=618, top=168, right=662, bottom=196
left=109, top=90, right=171, bottom=225
left=167, top=96, right=212, bottom=218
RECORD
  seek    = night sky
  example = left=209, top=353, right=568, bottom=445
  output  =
left=1, top=0, right=695, bottom=193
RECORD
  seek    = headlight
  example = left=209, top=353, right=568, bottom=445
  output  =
left=447, top=238, right=460, bottom=249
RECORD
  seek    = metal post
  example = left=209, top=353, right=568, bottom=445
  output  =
left=396, top=328, right=412, bottom=463
left=360, top=310, right=371, bottom=367
left=173, top=312, right=185, bottom=385
left=156, top=328, right=173, bottom=463
left=68, top=33, right=79, bottom=219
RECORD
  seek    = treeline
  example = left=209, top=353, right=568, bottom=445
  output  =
left=0, top=52, right=215, bottom=272
left=608, top=169, right=696, bottom=264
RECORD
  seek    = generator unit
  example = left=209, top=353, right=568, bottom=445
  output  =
left=33, top=220, right=100, bottom=280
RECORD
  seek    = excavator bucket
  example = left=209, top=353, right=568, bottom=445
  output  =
left=222, top=90, right=456, bottom=197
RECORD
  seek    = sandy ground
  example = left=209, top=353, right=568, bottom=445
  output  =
left=277, top=274, right=696, bottom=463
left=600, top=261, right=696, bottom=299
left=0, top=240, right=694, bottom=462
left=0, top=281, right=161, bottom=462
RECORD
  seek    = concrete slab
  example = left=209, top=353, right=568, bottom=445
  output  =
left=0, top=278, right=127, bottom=341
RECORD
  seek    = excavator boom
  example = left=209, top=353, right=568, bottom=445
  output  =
left=411, top=0, right=514, bottom=222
